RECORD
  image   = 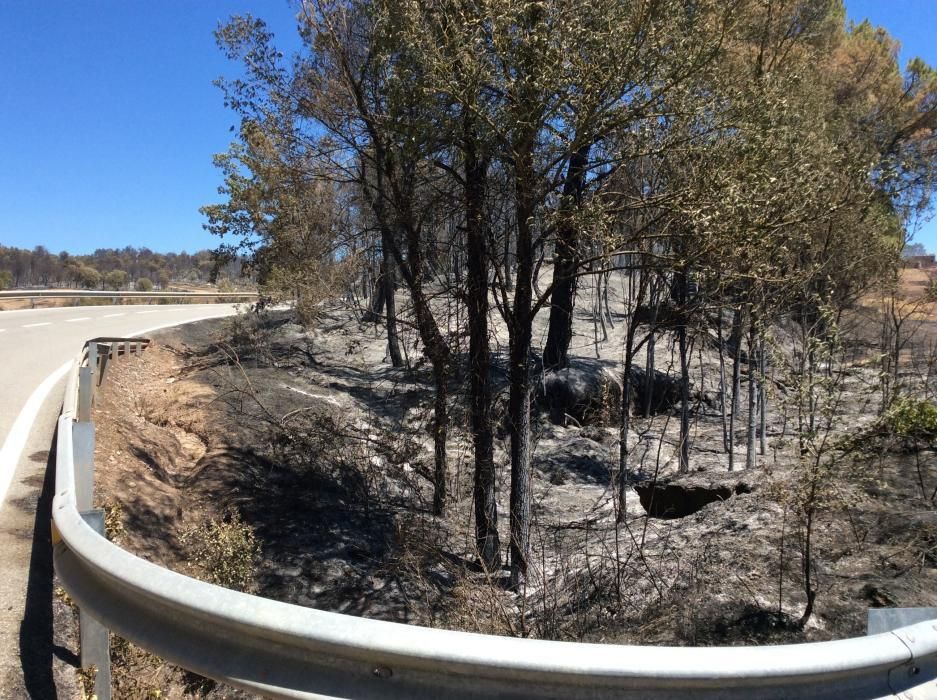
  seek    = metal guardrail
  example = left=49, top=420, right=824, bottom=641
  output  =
left=52, top=339, right=937, bottom=699
left=1, top=289, right=257, bottom=303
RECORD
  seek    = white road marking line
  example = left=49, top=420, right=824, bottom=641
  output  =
left=0, top=329, right=5, bottom=333
left=0, top=307, right=239, bottom=510
left=22, top=322, right=51, bottom=328
left=65, top=317, right=91, bottom=323
left=0, top=308, right=238, bottom=510
left=0, top=360, right=72, bottom=509
left=101, top=313, right=126, bottom=318
left=135, top=310, right=160, bottom=314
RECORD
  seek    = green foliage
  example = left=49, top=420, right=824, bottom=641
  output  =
left=0, top=244, right=245, bottom=289
left=181, top=510, right=259, bottom=592
left=104, top=269, right=129, bottom=290
left=77, top=265, right=101, bottom=289
left=135, top=277, right=154, bottom=292
left=201, top=119, right=350, bottom=327
left=883, top=396, right=937, bottom=443
left=0, top=269, right=12, bottom=290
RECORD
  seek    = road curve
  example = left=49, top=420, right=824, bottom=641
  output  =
left=0, top=303, right=242, bottom=695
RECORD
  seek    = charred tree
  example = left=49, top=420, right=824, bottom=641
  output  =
left=643, top=279, right=662, bottom=418
left=464, top=114, right=501, bottom=571
left=728, top=305, right=744, bottom=471
left=380, top=233, right=405, bottom=368
left=746, top=313, right=758, bottom=470
left=674, top=267, right=691, bottom=474
left=617, top=260, right=651, bottom=522
left=362, top=140, right=452, bottom=515
left=508, top=140, right=535, bottom=588
left=543, top=144, right=590, bottom=370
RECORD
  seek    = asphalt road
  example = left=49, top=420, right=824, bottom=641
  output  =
left=0, top=303, right=241, bottom=696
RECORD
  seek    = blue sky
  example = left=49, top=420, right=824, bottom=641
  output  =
left=0, top=1, right=935, bottom=255
left=845, top=0, right=937, bottom=251
left=0, top=1, right=299, bottom=255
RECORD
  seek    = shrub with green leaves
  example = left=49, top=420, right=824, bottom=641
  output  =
left=883, top=397, right=937, bottom=443
left=182, top=511, right=259, bottom=592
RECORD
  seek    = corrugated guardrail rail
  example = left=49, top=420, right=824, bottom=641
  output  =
left=0, top=289, right=257, bottom=303
left=52, top=339, right=937, bottom=699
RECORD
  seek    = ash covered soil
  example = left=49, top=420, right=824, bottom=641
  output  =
left=82, top=286, right=937, bottom=695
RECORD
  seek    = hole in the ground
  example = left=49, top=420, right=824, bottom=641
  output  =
left=635, top=480, right=752, bottom=518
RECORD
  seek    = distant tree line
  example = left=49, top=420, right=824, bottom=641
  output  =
left=0, top=245, right=243, bottom=291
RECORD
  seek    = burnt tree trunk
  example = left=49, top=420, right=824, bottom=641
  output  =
left=718, top=310, right=729, bottom=452
left=728, top=306, right=743, bottom=472
left=675, top=268, right=690, bottom=474
left=602, top=265, right=613, bottom=329
left=543, top=145, right=590, bottom=370
left=618, top=261, right=651, bottom=521
left=643, top=279, right=661, bottom=418
left=464, top=114, right=500, bottom=571
left=798, top=505, right=817, bottom=628
left=759, top=334, right=767, bottom=456
left=360, top=164, right=404, bottom=367
left=432, top=368, right=448, bottom=514
left=509, top=142, right=535, bottom=588
left=503, top=219, right=513, bottom=290
left=398, top=253, right=450, bottom=516
left=361, top=262, right=385, bottom=323
left=746, top=312, right=758, bottom=470
left=371, top=152, right=451, bottom=515
left=618, top=322, right=639, bottom=522
left=381, top=238, right=405, bottom=368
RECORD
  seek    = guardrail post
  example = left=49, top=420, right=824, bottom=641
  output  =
left=79, top=509, right=112, bottom=700
left=78, top=367, right=93, bottom=423
left=88, top=343, right=99, bottom=389
left=96, top=343, right=109, bottom=384
left=72, top=421, right=96, bottom=512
